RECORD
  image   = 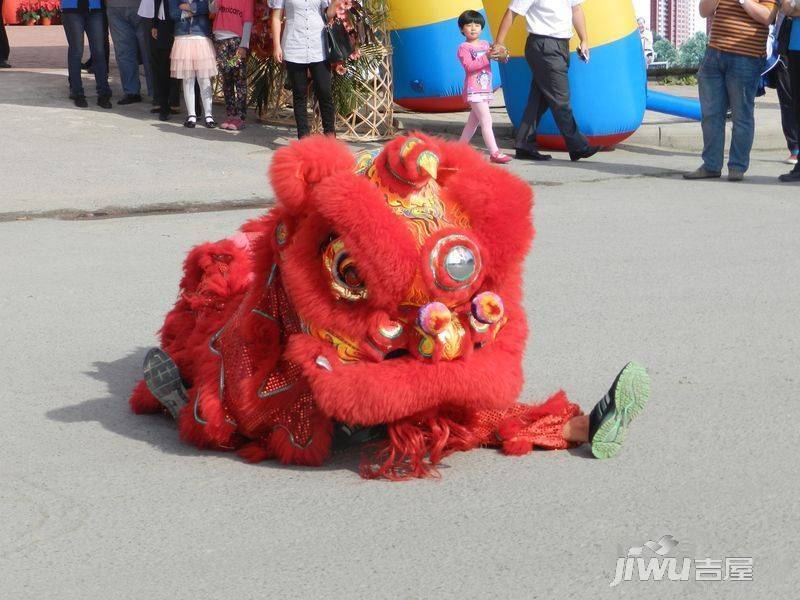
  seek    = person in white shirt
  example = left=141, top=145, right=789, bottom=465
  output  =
left=269, top=0, right=344, bottom=138
left=638, top=17, right=654, bottom=65
left=493, top=0, right=600, bottom=161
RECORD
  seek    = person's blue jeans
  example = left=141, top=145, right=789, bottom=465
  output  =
left=62, top=10, right=112, bottom=98
left=698, top=47, right=765, bottom=173
left=107, top=6, right=152, bottom=96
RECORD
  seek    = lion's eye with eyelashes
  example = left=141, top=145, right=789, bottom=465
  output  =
left=336, top=256, right=365, bottom=290
left=322, top=236, right=368, bottom=301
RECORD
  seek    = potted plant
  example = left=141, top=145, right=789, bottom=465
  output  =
left=38, top=1, right=59, bottom=25
left=19, top=3, right=41, bottom=25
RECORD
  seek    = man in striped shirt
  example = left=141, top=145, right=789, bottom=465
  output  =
left=684, top=0, right=779, bottom=181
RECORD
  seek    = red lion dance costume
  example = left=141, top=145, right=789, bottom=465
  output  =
left=129, top=133, right=649, bottom=479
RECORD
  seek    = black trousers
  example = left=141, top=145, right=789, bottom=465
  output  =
left=0, top=0, right=9, bottom=63
left=515, top=34, right=588, bottom=153
left=285, top=60, right=335, bottom=139
left=787, top=51, right=800, bottom=169
left=150, top=43, right=179, bottom=110
left=774, top=55, right=799, bottom=152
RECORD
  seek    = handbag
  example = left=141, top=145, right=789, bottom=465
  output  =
left=324, top=14, right=354, bottom=63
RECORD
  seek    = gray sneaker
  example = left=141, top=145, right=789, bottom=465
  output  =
left=143, top=348, right=188, bottom=419
left=728, top=169, right=744, bottom=182
left=683, top=166, right=722, bottom=180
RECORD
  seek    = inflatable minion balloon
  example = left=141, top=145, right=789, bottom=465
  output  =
left=390, top=0, right=502, bottom=112
left=483, top=0, right=647, bottom=149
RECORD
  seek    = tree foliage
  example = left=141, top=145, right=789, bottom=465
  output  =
left=676, top=32, right=708, bottom=68
left=653, top=38, right=677, bottom=65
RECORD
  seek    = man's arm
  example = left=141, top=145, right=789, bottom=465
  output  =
left=699, top=0, right=720, bottom=18
left=781, top=0, right=800, bottom=16
left=742, top=0, right=779, bottom=25
left=493, top=8, right=517, bottom=47
left=572, top=4, right=589, bottom=59
left=270, top=8, right=284, bottom=62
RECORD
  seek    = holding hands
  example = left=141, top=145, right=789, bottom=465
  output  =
left=489, top=44, right=509, bottom=62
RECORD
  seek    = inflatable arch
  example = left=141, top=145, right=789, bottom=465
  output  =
left=390, top=0, right=502, bottom=112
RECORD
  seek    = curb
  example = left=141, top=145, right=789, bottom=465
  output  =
left=396, top=114, right=788, bottom=153
left=628, top=123, right=788, bottom=152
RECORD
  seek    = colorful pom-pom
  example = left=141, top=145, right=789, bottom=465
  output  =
left=418, top=302, right=452, bottom=335
left=472, top=291, right=504, bottom=324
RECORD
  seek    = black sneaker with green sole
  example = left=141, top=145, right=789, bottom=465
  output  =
left=589, top=362, right=651, bottom=459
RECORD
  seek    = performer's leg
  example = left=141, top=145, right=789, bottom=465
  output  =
left=562, top=415, right=589, bottom=442
left=474, top=363, right=650, bottom=458
left=585, top=362, right=651, bottom=459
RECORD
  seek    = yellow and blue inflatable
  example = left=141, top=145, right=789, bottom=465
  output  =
left=482, top=0, right=647, bottom=149
left=390, top=1, right=502, bottom=112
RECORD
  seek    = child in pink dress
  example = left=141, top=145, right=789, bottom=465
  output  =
left=457, top=10, right=510, bottom=164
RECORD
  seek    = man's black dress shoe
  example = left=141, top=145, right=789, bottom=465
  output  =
left=778, top=169, right=800, bottom=182
left=118, top=94, right=142, bottom=105
left=569, top=145, right=601, bottom=162
left=515, top=148, right=552, bottom=161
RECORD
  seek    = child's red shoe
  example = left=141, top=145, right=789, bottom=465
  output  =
left=490, top=152, right=512, bottom=164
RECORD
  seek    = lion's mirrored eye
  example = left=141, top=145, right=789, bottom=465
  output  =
left=444, top=245, right=476, bottom=282
left=429, top=234, right=482, bottom=292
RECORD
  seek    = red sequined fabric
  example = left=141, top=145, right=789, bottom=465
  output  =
left=470, top=391, right=582, bottom=452
left=214, top=265, right=316, bottom=448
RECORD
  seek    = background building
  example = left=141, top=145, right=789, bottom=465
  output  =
left=649, top=0, right=696, bottom=46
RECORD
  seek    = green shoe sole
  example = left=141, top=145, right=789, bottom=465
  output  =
left=591, top=362, right=651, bottom=459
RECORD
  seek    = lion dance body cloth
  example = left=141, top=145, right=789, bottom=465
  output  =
left=129, top=133, right=584, bottom=479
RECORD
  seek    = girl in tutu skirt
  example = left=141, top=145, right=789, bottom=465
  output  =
left=169, top=0, right=218, bottom=127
